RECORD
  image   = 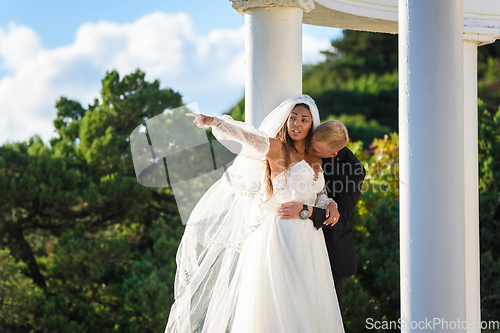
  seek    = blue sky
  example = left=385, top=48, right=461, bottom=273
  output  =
left=0, top=0, right=342, bottom=144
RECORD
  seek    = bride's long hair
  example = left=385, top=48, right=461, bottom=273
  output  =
left=264, top=103, right=314, bottom=196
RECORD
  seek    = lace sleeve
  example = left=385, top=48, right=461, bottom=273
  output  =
left=315, top=184, right=338, bottom=210
left=211, top=115, right=270, bottom=160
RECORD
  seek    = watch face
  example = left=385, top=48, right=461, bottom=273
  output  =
left=300, top=210, right=308, bottom=219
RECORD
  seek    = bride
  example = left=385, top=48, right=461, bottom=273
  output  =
left=165, top=94, right=346, bottom=333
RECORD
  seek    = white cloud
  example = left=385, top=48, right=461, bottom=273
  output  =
left=302, top=33, right=333, bottom=64
left=0, top=23, right=43, bottom=70
left=0, top=12, right=330, bottom=145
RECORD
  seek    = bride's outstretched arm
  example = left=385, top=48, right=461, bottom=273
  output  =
left=186, top=113, right=282, bottom=161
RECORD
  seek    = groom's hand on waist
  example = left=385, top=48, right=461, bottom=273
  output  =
left=278, top=202, right=311, bottom=219
left=324, top=202, right=340, bottom=226
left=278, top=201, right=341, bottom=227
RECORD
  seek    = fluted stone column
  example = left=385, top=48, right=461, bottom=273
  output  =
left=399, top=0, right=466, bottom=332
left=232, top=0, right=314, bottom=127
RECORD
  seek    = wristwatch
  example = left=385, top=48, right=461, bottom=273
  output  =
left=299, top=205, right=309, bottom=220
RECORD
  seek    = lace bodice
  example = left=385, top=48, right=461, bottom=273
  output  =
left=271, top=160, right=328, bottom=207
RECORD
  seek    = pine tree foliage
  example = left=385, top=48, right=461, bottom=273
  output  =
left=0, top=69, right=184, bottom=332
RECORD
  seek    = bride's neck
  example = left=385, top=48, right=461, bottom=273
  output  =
left=293, top=140, right=307, bottom=155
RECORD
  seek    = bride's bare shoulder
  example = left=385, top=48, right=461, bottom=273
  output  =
left=267, top=138, right=284, bottom=159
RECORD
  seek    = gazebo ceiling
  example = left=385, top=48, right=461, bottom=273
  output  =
left=302, top=0, right=500, bottom=40
left=303, top=1, right=397, bottom=33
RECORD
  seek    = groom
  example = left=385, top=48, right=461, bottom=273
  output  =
left=278, top=120, right=366, bottom=313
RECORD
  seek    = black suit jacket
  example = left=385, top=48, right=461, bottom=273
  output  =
left=310, top=147, right=366, bottom=278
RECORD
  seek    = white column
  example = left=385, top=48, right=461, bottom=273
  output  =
left=233, top=0, right=314, bottom=128
left=399, top=1, right=466, bottom=332
left=463, top=37, right=480, bottom=333
left=462, top=33, right=495, bottom=333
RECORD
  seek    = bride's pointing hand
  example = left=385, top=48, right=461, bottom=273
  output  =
left=186, top=113, right=214, bottom=128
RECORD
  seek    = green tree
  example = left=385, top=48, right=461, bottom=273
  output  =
left=325, top=30, right=398, bottom=79
left=303, top=31, right=399, bottom=131
left=0, top=249, right=42, bottom=332
left=0, top=69, right=185, bottom=332
left=478, top=101, right=500, bottom=331
left=227, top=96, right=245, bottom=121
left=477, top=39, right=500, bottom=114
left=341, top=135, right=400, bottom=332
left=326, top=110, right=391, bottom=148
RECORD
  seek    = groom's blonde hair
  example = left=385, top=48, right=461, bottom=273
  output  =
left=313, top=120, right=349, bottom=152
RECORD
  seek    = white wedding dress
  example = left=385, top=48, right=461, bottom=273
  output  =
left=229, top=159, right=344, bottom=332
left=165, top=98, right=344, bottom=333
